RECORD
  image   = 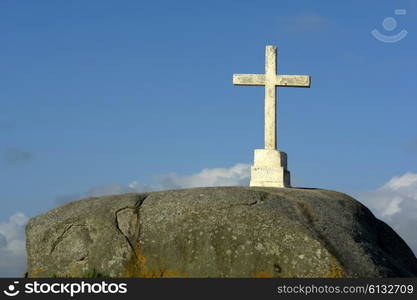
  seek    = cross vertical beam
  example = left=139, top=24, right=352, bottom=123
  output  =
left=265, top=45, right=277, bottom=150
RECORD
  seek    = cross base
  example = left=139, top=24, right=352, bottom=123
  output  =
left=249, top=149, right=291, bottom=188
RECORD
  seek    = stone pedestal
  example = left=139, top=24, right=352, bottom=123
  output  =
left=249, top=149, right=291, bottom=188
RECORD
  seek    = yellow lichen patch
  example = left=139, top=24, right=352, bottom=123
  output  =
left=122, top=245, right=147, bottom=277
left=324, top=262, right=346, bottom=278
left=122, top=245, right=187, bottom=278
left=252, top=271, right=272, bottom=278
left=28, top=268, right=44, bottom=278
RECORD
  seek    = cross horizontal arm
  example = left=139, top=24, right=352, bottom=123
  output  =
left=233, top=74, right=266, bottom=86
left=276, top=75, right=310, bottom=87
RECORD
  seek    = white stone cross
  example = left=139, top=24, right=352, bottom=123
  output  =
left=233, top=45, right=311, bottom=188
left=233, top=45, right=310, bottom=150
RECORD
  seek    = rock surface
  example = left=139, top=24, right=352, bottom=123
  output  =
left=26, top=187, right=417, bottom=277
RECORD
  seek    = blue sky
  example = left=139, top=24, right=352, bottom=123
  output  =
left=1, top=0, right=417, bottom=276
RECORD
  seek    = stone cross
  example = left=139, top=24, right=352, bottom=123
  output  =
left=233, top=45, right=311, bottom=187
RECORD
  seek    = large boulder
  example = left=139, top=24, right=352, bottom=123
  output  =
left=26, top=187, right=417, bottom=277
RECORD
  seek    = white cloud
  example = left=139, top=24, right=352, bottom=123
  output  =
left=0, top=212, right=29, bottom=277
left=156, top=163, right=250, bottom=189
left=358, top=172, right=417, bottom=255
left=128, top=181, right=154, bottom=192
left=385, top=173, right=417, bottom=192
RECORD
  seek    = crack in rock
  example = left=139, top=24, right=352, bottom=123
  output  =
left=115, top=194, right=148, bottom=258
left=50, top=224, right=88, bottom=255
